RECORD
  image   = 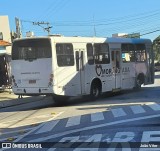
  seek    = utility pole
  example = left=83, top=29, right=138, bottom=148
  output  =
left=93, top=15, right=96, bottom=37
left=15, top=17, right=22, bottom=38
left=33, top=21, right=52, bottom=35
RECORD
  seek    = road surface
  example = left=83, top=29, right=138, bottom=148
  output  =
left=1, top=72, right=160, bottom=151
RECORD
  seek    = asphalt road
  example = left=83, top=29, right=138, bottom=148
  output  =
left=1, top=72, right=160, bottom=151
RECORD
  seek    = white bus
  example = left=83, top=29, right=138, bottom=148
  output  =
left=11, top=36, right=154, bottom=102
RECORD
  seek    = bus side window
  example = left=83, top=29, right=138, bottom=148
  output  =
left=94, top=43, right=110, bottom=64
left=87, top=43, right=94, bottom=65
left=135, top=44, right=146, bottom=62
left=56, top=43, right=74, bottom=67
left=121, top=44, right=135, bottom=63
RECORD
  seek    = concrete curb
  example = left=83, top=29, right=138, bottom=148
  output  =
left=0, top=95, right=47, bottom=109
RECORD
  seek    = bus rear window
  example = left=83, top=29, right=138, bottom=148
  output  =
left=12, top=39, right=52, bottom=60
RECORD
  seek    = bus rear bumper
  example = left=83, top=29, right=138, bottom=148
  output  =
left=12, top=87, right=54, bottom=95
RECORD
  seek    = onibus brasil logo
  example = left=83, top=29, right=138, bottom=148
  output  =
left=95, top=65, right=130, bottom=77
left=95, top=65, right=112, bottom=77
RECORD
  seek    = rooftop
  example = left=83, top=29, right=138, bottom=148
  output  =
left=0, top=40, right=11, bottom=46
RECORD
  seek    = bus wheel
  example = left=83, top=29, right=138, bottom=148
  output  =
left=136, top=79, right=141, bottom=89
left=90, top=81, right=102, bottom=99
left=52, top=95, right=69, bottom=105
left=135, top=74, right=144, bottom=89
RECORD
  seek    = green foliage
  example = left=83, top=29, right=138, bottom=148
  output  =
left=153, top=36, right=160, bottom=62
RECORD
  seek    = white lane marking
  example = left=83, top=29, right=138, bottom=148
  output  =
left=0, top=127, right=33, bottom=142
left=91, top=112, right=104, bottom=122
left=12, top=112, right=64, bottom=143
left=111, top=108, right=127, bottom=117
left=28, top=113, right=160, bottom=142
left=35, top=120, right=59, bottom=134
left=148, top=103, right=160, bottom=111
left=46, top=148, right=56, bottom=151
left=0, top=127, right=33, bottom=135
left=130, top=105, right=146, bottom=114
left=66, top=116, right=81, bottom=127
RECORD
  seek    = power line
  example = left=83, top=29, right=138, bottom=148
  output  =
left=38, top=0, right=62, bottom=20
left=51, top=9, right=160, bottom=26
left=21, top=9, right=160, bottom=28
left=38, top=0, right=70, bottom=21
left=32, top=21, right=52, bottom=35
left=140, top=29, right=160, bottom=36
left=20, top=8, right=160, bottom=38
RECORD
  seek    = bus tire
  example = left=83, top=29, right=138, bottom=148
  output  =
left=135, top=74, right=144, bottom=89
left=52, top=95, right=69, bottom=105
left=90, top=80, right=102, bottom=99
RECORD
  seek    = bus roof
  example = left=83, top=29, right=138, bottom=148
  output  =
left=107, top=37, right=152, bottom=44
left=13, top=36, right=152, bottom=44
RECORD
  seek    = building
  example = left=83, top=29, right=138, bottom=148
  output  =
left=112, top=33, right=128, bottom=37
left=112, top=33, right=140, bottom=38
left=0, top=16, right=12, bottom=54
left=0, top=36, right=11, bottom=53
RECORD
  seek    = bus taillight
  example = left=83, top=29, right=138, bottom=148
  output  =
left=48, top=74, right=54, bottom=86
left=50, top=74, right=54, bottom=81
left=11, top=75, right=18, bottom=87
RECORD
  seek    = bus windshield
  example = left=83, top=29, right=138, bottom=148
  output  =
left=12, top=38, right=52, bottom=60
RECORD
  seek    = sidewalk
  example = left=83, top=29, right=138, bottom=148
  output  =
left=0, top=90, right=46, bottom=109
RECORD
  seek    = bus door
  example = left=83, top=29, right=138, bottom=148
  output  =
left=75, top=50, right=85, bottom=95
left=111, top=50, right=121, bottom=90
left=145, top=44, right=154, bottom=84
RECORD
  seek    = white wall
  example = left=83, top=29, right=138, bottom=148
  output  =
left=0, top=16, right=11, bottom=54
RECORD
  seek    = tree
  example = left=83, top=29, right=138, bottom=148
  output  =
left=153, top=36, right=160, bottom=62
